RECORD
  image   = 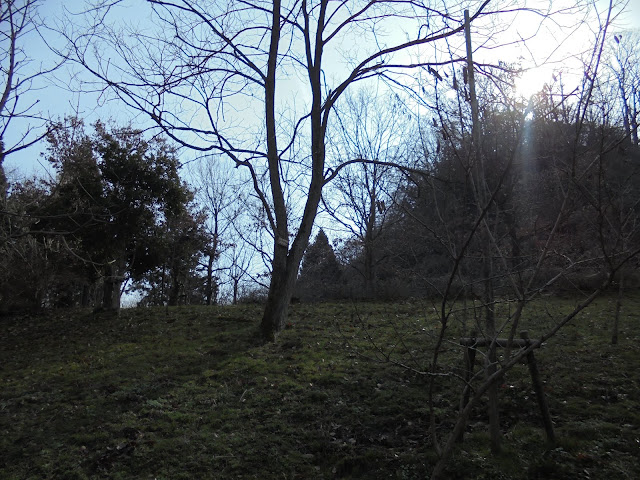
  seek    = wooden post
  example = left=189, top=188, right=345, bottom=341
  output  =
left=462, top=330, right=478, bottom=409
left=486, top=346, right=501, bottom=453
left=457, top=330, right=477, bottom=443
left=520, top=331, right=555, bottom=444
left=465, top=7, right=500, bottom=454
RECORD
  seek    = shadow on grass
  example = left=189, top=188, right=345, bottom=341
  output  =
left=0, top=305, right=266, bottom=479
left=1, top=298, right=639, bottom=479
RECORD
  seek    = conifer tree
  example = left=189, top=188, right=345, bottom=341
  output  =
left=296, top=230, right=342, bottom=301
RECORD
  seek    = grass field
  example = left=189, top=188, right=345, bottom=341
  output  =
left=1, top=295, right=639, bottom=479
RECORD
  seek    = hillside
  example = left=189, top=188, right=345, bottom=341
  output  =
left=2, top=298, right=639, bottom=479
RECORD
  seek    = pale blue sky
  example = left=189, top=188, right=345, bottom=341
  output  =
left=3, top=0, right=640, bottom=180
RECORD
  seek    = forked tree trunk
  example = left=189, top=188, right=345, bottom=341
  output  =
left=259, top=0, right=326, bottom=341
left=259, top=160, right=323, bottom=341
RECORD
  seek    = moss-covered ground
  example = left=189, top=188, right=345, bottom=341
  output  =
left=1, top=295, right=639, bottom=479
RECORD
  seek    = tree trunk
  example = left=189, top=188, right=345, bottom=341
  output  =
left=612, top=269, right=623, bottom=345
left=161, top=263, right=167, bottom=305
left=363, top=190, right=377, bottom=298
left=0, top=147, right=7, bottom=203
left=168, top=255, right=182, bottom=306
left=259, top=0, right=325, bottom=341
left=102, top=260, right=124, bottom=311
left=619, top=81, right=632, bottom=143
left=81, top=283, right=91, bottom=307
left=233, top=279, right=239, bottom=305
left=260, top=241, right=298, bottom=340
left=484, top=259, right=501, bottom=454
left=631, top=101, right=639, bottom=146
left=168, top=274, right=180, bottom=306
left=466, top=7, right=501, bottom=454
left=205, top=231, right=219, bottom=305
left=364, top=243, right=374, bottom=298
left=259, top=164, right=323, bottom=341
left=205, top=253, right=214, bottom=305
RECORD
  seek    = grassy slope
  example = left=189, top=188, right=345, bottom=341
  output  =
left=1, top=297, right=639, bottom=479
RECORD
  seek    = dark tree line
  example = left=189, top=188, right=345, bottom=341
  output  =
left=297, top=92, right=640, bottom=303
left=2, top=89, right=638, bottom=312
left=0, top=119, right=209, bottom=313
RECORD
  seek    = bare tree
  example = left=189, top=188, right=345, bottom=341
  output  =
left=61, top=0, right=525, bottom=340
left=607, top=29, right=640, bottom=145
left=225, top=239, right=254, bottom=305
left=190, top=159, right=245, bottom=305
left=323, top=88, right=409, bottom=298
left=351, top=2, right=640, bottom=476
left=1, top=0, right=60, bottom=197
left=583, top=52, right=640, bottom=343
left=430, top=3, right=638, bottom=472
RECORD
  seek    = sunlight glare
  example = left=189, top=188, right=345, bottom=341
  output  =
left=503, top=0, right=616, bottom=102
left=515, top=67, right=550, bottom=100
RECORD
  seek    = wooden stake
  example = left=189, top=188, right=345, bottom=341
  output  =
left=457, top=330, right=477, bottom=443
left=521, top=331, right=555, bottom=444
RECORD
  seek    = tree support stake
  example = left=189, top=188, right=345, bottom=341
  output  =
left=458, top=330, right=555, bottom=445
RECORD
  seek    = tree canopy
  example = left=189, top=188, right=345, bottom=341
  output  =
left=1, top=119, right=199, bottom=311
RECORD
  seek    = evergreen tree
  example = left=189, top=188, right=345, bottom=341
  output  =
left=39, top=118, right=194, bottom=310
left=296, top=230, right=342, bottom=301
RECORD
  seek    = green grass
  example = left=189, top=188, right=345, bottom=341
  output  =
left=1, top=296, right=639, bottom=479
